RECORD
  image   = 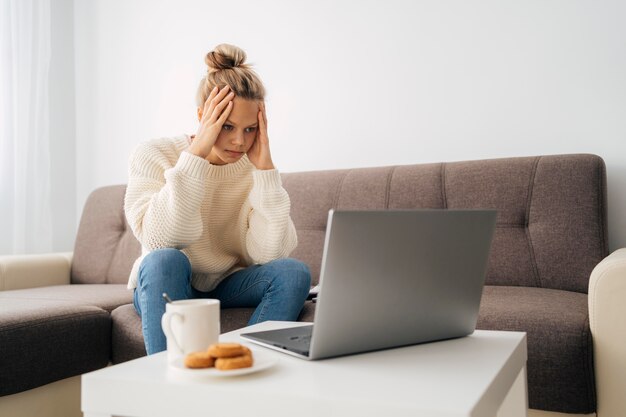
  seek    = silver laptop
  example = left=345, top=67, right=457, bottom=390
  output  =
left=241, top=209, right=496, bottom=360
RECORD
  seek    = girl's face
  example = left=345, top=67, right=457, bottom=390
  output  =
left=198, top=97, right=259, bottom=165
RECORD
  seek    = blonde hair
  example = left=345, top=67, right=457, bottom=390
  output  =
left=195, top=44, right=266, bottom=107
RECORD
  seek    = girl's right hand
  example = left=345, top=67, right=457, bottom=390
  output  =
left=188, top=85, right=235, bottom=159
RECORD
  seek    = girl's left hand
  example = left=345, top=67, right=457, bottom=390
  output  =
left=247, top=101, right=275, bottom=170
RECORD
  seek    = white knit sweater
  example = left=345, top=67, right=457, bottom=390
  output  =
left=124, top=134, right=298, bottom=291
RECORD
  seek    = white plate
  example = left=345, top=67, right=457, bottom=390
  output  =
left=168, top=348, right=278, bottom=378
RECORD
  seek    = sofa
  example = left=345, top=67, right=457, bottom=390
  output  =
left=1, top=153, right=625, bottom=417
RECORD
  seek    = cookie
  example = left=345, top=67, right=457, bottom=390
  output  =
left=184, top=351, right=215, bottom=369
left=215, top=353, right=254, bottom=370
left=208, top=342, right=247, bottom=358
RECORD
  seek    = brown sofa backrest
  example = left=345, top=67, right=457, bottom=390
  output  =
left=71, top=185, right=141, bottom=285
left=72, top=154, right=608, bottom=293
left=284, top=154, right=608, bottom=293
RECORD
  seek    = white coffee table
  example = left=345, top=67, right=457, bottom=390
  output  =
left=82, top=321, right=528, bottom=417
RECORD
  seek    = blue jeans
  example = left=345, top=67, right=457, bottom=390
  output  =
left=133, top=248, right=311, bottom=355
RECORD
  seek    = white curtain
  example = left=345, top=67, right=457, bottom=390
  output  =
left=0, top=0, right=53, bottom=254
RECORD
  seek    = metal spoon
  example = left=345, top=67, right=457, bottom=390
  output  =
left=162, top=292, right=173, bottom=303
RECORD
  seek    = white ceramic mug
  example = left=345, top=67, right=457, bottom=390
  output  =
left=161, top=299, right=220, bottom=363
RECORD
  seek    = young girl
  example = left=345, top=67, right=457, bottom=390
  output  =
left=124, top=44, right=311, bottom=355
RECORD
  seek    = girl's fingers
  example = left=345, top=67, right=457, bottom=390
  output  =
left=213, top=85, right=231, bottom=104
left=258, top=108, right=264, bottom=128
left=216, top=101, right=233, bottom=124
left=202, top=86, right=220, bottom=117
left=261, top=102, right=268, bottom=126
left=205, top=86, right=218, bottom=108
left=206, top=86, right=232, bottom=119
left=210, top=91, right=235, bottom=121
left=258, top=103, right=268, bottom=142
left=255, top=114, right=262, bottom=142
left=258, top=102, right=266, bottom=125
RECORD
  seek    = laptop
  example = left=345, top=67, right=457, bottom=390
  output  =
left=241, top=209, right=496, bottom=360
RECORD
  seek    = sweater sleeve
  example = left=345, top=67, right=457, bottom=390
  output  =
left=243, top=169, right=298, bottom=264
left=124, top=142, right=211, bottom=250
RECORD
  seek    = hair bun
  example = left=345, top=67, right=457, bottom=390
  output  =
left=205, top=43, right=248, bottom=73
left=196, top=43, right=265, bottom=105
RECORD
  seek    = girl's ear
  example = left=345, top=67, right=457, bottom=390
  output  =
left=197, top=107, right=203, bottom=122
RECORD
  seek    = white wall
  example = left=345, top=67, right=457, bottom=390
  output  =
left=70, top=0, right=626, bottom=251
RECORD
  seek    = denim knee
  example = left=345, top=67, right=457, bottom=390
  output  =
left=138, top=248, right=192, bottom=289
left=269, top=258, right=312, bottom=296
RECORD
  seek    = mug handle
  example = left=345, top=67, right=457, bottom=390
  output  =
left=161, top=312, right=184, bottom=354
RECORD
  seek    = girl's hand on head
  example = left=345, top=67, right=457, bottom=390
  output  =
left=188, top=85, right=235, bottom=159
left=247, top=101, right=275, bottom=170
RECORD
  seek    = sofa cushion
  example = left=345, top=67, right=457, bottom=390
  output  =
left=0, top=284, right=133, bottom=313
left=110, top=304, right=145, bottom=364
left=0, top=300, right=110, bottom=396
left=220, top=308, right=256, bottom=333
left=71, top=185, right=141, bottom=285
left=110, top=304, right=255, bottom=364
left=298, top=300, right=316, bottom=322
left=477, top=285, right=595, bottom=413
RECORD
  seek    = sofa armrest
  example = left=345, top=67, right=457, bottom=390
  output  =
left=589, top=248, right=626, bottom=417
left=0, top=252, right=73, bottom=291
